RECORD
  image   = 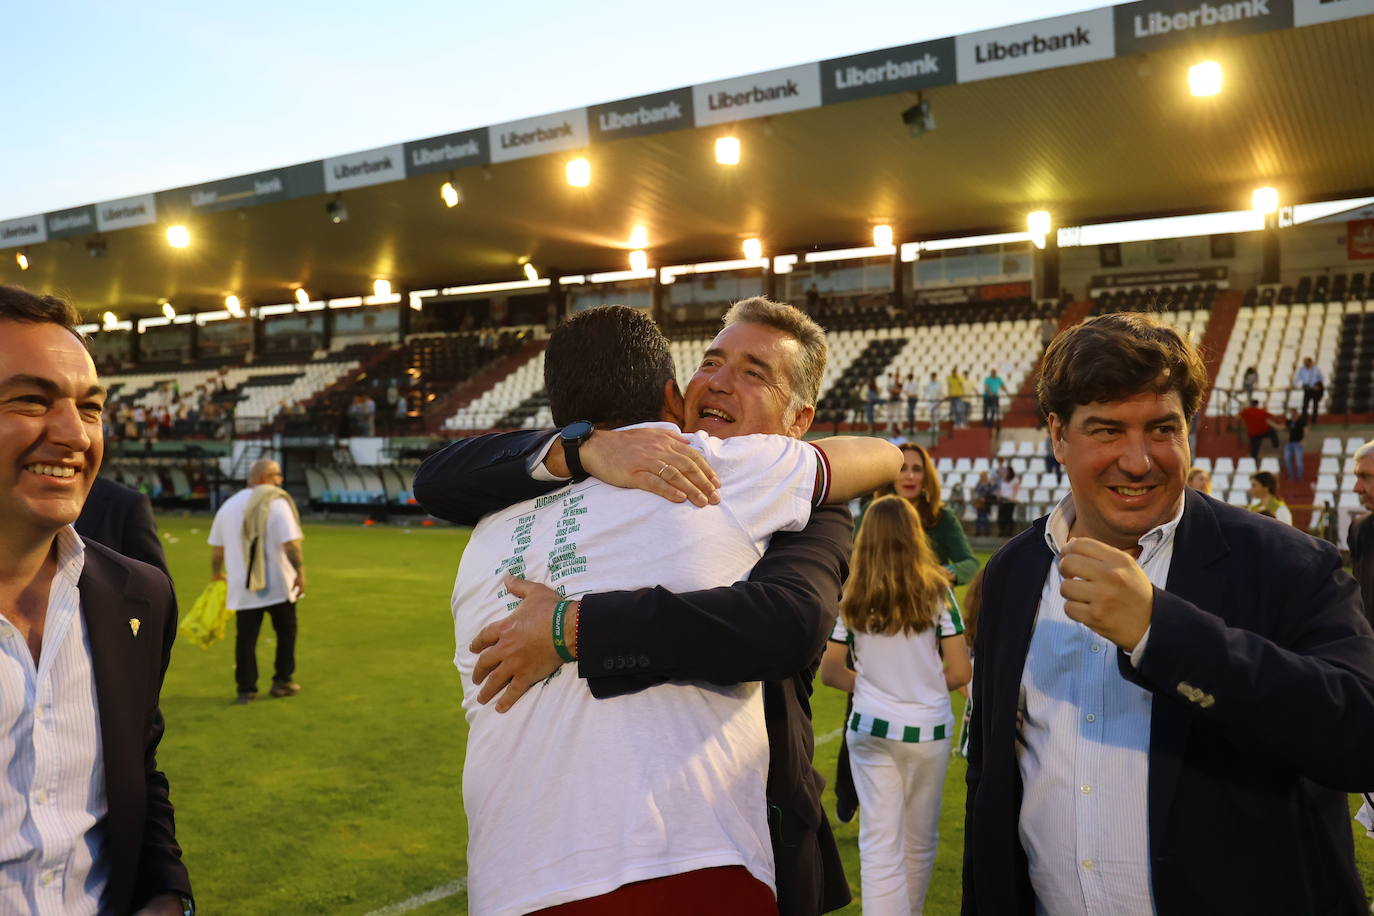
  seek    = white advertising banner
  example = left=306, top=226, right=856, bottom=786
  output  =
left=96, top=194, right=157, bottom=232
left=489, top=109, right=590, bottom=164
left=324, top=144, right=407, bottom=192
left=0, top=215, right=47, bottom=250
left=692, top=63, right=823, bottom=127
left=956, top=7, right=1116, bottom=83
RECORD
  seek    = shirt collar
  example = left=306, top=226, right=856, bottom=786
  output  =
left=53, top=524, right=87, bottom=586
left=1044, top=491, right=1185, bottom=564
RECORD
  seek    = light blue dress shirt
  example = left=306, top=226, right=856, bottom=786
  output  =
left=1016, top=495, right=1183, bottom=916
left=0, top=526, right=108, bottom=915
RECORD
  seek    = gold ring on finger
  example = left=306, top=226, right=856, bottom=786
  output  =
left=657, top=462, right=671, bottom=478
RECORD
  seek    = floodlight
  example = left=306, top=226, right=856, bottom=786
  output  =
left=900, top=100, right=935, bottom=137
left=1251, top=187, right=1279, bottom=215
left=566, top=158, right=591, bottom=188
left=440, top=180, right=461, bottom=208
left=742, top=238, right=763, bottom=261
left=295, top=288, right=310, bottom=306
left=373, top=279, right=392, bottom=297
left=225, top=295, right=244, bottom=317
left=166, top=225, right=190, bottom=248
left=15, top=251, right=28, bottom=270
left=86, top=238, right=107, bottom=258
left=629, top=250, right=649, bottom=272
left=523, top=263, right=539, bottom=282
left=628, top=225, right=649, bottom=248
left=872, top=225, right=894, bottom=248
left=716, top=136, right=741, bottom=165
left=162, top=302, right=176, bottom=320
left=1188, top=61, right=1223, bottom=97
left=102, top=311, right=117, bottom=328
left=326, top=197, right=348, bottom=223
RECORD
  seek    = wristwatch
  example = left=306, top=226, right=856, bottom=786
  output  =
left=559, top=421, right=595, bottom=482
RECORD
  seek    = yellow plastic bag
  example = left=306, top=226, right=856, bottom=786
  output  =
left=180, top=580, right=232, bottom=649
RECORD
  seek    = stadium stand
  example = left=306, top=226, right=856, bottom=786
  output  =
left=1210, top=295, right=1346, bottom=418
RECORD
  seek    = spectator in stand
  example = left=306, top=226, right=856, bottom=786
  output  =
left=903, top=372, right=921, bottom=434
left=1241, top=365, right=1259, bottom=405
left=1283, top=407, right=1307, bottom=481
left=866, top=376, right=882, bottom=432
left=1239, top=399, right=1281, bottom=460
left=818, top=496, right=971, bottom=915
left=923, top=372, right=943, bottom=428
left=947, top=368, right=970, bottom=428
left=1347, top=442, right=1374, bottom=633
left=1295, top=356, right=1325, bottom=424
left=1248, top=471, right=1292, bottom=525
left=887, top=373, right=904, bottom=436
left=1187, top=467, right=1212, bottom=494
left=949, top=477, right=967, bottom=523
left=1040, top=316, right=1057, bottom=352
left=996, top=465, right=1020, bottom=537
left=982, top=368, right=1005, bottom=427
left=805, top=282, right=821, bottom=316
left=972, top=471, right=996, bottom=537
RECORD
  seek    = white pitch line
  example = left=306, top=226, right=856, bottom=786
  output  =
left=365, top=878, right=467, bottom=916
left=815, top=726, right=845, bottom=747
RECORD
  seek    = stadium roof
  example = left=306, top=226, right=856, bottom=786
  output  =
left=5, top=3, right=1373, bottom=320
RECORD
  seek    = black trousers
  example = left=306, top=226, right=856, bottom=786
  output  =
left=998, top=501, right=1017, bottom=537
left=1302, top=385, right=1323, bottom=421
left=235, top=601, right=297, bottom=694
left=1249, top=428, right=1280, bottom=460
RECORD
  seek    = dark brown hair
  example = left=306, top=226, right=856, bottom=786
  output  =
left=1037, top=313, right=1207, bottom=423
left=0, top=284, right=82, bottom=334
left=1250, top=470, right=1279, bottom=497
left=876, top=442, right=943, bottom=528
left=961, top=566, right=985, bottom=647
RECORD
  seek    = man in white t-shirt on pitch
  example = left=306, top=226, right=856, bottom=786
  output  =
left=451, top=306, right=899, bottom=915
left=208, top=458, right=306, bottom=704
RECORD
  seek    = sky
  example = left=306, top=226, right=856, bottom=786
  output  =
left=4, top=1, right=1107, bottom=220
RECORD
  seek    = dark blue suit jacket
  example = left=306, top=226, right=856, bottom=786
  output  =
left=964, top=488, right=1374, bottom=914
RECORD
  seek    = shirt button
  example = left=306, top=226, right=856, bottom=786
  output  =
left=40, top=869, right=54, bottom=886
left=34, top=789, right=47, bottom=805
left=1085, top=713, right=1097, bottom=723
left=1090, top=643, right=1102, bottom=653
left=1082, top=859, right=1095, bottom=871
left=1080, top=784, right=1092, bottom=795
left=33, top=707, right=42, bottom=722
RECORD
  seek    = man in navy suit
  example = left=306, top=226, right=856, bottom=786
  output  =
left=964, top=312, right=1374, bottom=914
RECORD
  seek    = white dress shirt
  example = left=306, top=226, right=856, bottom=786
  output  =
left=0, top=526, right=108, bottom=915
left=1017, top=494, right=1184, bottom=916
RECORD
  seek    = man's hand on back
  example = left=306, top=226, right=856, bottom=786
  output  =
left=547, top=427, right=721, bottom=507
left=1058, top=537, right=1154, bottom=651
left=471, top=575, right=580, bottom=713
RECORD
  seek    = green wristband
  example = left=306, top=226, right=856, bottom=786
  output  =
left=552, top=599, right=575, bottom=663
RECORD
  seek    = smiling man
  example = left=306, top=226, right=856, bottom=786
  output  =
left=413, top=298, right=860, bottom=914
left=963, top=312, right=1374, bottom=914
left=0, top=286, right=192, bottom=916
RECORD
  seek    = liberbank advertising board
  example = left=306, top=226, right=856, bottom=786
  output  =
left=955, top=8, right=1116, bottom=82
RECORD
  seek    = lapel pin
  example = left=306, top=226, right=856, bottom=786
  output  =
left=129, top=618, right=141, bottom=637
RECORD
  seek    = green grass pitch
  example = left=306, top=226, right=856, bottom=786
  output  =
left=149, top=516, right=1373, bottom=914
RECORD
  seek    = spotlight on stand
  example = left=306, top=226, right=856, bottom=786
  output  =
left=326, top=196, right=349, bottom=224
left=900, top=97, right=935, bottom=137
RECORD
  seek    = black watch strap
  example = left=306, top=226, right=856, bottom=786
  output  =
left=560, top=421, right=594, bottom=482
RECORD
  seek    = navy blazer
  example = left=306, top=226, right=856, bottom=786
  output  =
left=78, top=538, right=192, bottom=914
left=964, top=489, right=1374, bottom=914
left=76, top=476, right=168, bottom=575
left=414, top=429, right=854, bottom=915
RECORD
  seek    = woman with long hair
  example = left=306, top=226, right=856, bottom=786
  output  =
left=878, top=442, right=979, bottom=585
left=820, top=496, right=971, bottom=915
left=996, top=464, right=1020, bottom=537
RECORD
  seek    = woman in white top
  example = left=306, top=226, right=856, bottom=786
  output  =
left=820, top=495, right=972, bottom=915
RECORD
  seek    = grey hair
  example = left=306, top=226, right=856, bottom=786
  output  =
left=1353, top=441, right=1374, bottom=464
left=721, top=297, right=828, bottom=422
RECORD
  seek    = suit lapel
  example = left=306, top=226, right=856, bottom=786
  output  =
left=1148, top=490, right=1229, bottom=853
left=992, top=521, right=1054, bottom=752
left=78, top=542, right=150, bottom=902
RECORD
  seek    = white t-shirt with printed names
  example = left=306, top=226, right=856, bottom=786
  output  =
left=832, top=598, right=963, bottom=740
left=208, top=488, right=304, bottom=610
left=452, top=422, right=821, bottom=916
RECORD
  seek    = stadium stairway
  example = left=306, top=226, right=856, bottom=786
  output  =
left=1197, top=290, right=1243, bottom=401
left=427, top=338, right=547, bottom=434
left=1001, top=299, right=1095, bottom=428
